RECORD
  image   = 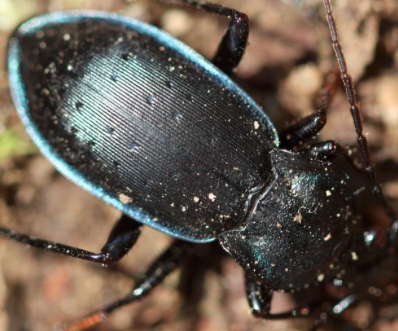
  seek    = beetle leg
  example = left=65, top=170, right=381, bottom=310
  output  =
left=303, top=140, right=354, bottom=163
left=280, top=111, right=327, bottom=150
left=246, top=276, right=358, bottom=331
left=303, top=140, right=338, bottom=160
left=154, top=0, right=249, bottom=74
left=96, top=214, right=142, bottom=264
left=56, top=241, right=193, bottom=331
left=0, top=214, right=141, bottom=265
left=245, top=273, right=312, bottom=319
left=280, top=71, right=338, bottom=149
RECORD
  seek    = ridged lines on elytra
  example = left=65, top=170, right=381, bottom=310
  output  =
left=121, top=57, right=268, bottom=176
left=85, top=52, right=213, bottom=171
left=60, top=44, right=269, bottom=196
left=111, top=43, right=271, bottom=166
left=67, top=56, right=168, bottom=189
left=108, top=39, right=271, bottom=178
left=61, top=83, right=133, bottom=179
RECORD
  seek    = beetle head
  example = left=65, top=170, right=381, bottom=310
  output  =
left=218, top=149, right=354, bottom=291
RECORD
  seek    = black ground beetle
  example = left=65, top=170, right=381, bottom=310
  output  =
left=2, top=0, right=398, bottom=330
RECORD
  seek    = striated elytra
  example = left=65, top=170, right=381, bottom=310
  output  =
left=8, top=11, right=279, bottom=243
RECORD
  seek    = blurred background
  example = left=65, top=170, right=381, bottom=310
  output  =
left=1, top=0, right=398, bottom=330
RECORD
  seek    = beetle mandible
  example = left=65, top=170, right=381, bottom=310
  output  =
left=1, top=0, right=398, bottom=330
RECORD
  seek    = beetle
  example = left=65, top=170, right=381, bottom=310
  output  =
left=1, top=0, right=398, bottom=330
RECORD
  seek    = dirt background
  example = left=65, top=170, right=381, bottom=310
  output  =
left=1, top=0, right=398, bottom=331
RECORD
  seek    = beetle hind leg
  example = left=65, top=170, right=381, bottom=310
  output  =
left=56, top=241, right=193, bottom=331
left=0, top=214, right=141, bottom=265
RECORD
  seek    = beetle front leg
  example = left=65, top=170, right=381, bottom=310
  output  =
left=0, top=214, right=141, bottom=265
left=245, top=273, right=312, bottom=320
left=154, top=0, right=249, bottom=74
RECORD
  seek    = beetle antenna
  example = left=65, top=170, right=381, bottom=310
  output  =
left=321, top=0, right=398, bottom=249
